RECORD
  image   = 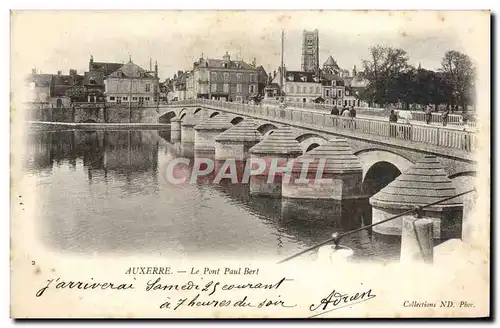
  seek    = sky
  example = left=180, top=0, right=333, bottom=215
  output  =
left=11, top=11, right=488, bottom=83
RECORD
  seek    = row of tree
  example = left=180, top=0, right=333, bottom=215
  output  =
left=360, top=46, right=476, bottom=112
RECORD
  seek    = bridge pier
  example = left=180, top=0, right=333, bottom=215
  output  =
left=282, top=138, right=363, bottom=200
left=214, top=119, right=262, bottom=160
left=248, top=126, right=302, bottom=198
left=171, top=117, right=181, bottom=143
left=194, top=114, right=232, bottom=152
left=181, top=115, right=204, bottom=143
left=369, top=155, right=463, bottom=238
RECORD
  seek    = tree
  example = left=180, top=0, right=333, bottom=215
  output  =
left=361, top=45, right=410, bottom=106
left=439, top=50, right=476, bottom=111
left=65, top=86, right=86, bottom=103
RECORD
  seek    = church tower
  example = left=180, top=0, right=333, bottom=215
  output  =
left=301, top=29, right=319, bottom=73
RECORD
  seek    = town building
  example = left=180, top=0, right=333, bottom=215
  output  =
left=191, top=52, right=260, bottom=102
left=170, top=70, right=195, bottom=101
left=26, top=69, right=85, bottom=108
left=256, top=65, right=269, bottom=98
left=50, top=70, right=85, bottom=107
left=321, top=78, right=345, bottom=106
left=87, top=56, right=123, bottom=103
left=26, top=69, right=52, bottom=103
left=103, top=57, right=160, bottom=105
left=267, top=69, right=322, bottom=103
left=301, top=30, right=320, bottom=73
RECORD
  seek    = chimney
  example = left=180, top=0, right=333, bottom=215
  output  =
left=57, top=70, right=62, bottom=75
left=32, top=68, right=36, bottom=75
left=252, top=57, right=256, bottom=67
left=69, top=69, right=77, bottom=76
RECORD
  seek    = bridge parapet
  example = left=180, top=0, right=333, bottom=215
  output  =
left=164, top=99, right=477, bottom=156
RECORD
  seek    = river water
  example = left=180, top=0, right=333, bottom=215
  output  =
left=23, top=128, right=401, bottom=263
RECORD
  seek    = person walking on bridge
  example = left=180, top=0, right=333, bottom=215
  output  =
left=330, top=105, right=339, bottom=127
left=330, top=105, right=339, bottom=115
left=425, top=105, right=432, bottom=124
left=349, top=106, right=357, bottom=129
left=442, top=108, right=450, bottom=126
left=342, top=106, right=351, bottom=128
left=389, top=109, right=398, bottom=137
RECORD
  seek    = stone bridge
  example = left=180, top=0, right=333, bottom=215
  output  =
left=156, top=99, right=477, bottom=195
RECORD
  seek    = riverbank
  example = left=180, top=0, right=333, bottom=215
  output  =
left=26, top=121, right=171, bottom=130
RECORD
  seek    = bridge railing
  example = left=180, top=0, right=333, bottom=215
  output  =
left=167, top=99, right=477, bottom=153
left=259, top=99, right=475, bottom=128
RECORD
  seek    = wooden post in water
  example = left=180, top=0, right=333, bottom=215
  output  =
left=400, top=217, right=434, bottom=264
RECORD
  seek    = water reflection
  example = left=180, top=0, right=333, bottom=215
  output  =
left=24, top=128, right=400, bottom=261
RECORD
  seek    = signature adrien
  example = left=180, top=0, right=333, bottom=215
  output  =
left=308, top=286, right=377, bottom=318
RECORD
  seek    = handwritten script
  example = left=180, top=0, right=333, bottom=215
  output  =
left=309, top=287, right=377, bottom=318
left=35, top=276, right=297, bottom=311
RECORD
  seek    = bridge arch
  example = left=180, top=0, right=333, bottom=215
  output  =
left=209, top=111, right=220, bottom=118
left=355, top=149, right=414, bottom=197
left=295, top=133, right=328, bottom=154
left=230, top=116, right=244, bottom=125
left=306, top=143, right=320, bottom=152
left=257, top=123, right=278, bottom=136
left=158, top=111, right=177, bottom=123
left=194, top=107, right=203, bottom=115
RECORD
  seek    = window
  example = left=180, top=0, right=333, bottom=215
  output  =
left=346, top=90, right=350, bottom=96
left=326, top=89, right=330, bottom=97
left=316, top=87, right=320, bottom=93
left=132, top=97, right=138, bottom=101
left=338, top=90, right=343, bottom=97
left=287, top=85, right=292, bottom=93
left=236, top=73, right=242, bottom=81
left=236, top=96, right=242, bottom=102
left=223, top=72, right=229, bottom=81
left=223, top=84, right=229, bottom=93
left=237, top=84, right=242, bottom=93
left=211, top=83, right=217, bottom=92
left=303, top=87, right=307, bottom=94
left=249, top=85, right=255, bottom=93
left=223, top=63, right=228, bottom=68
left=109, top=96, right=115, bottom=101
left=56, top=98, right=62, bottom=108
left=211, top=72, right=217, bottom=81
left=250, top=74, right=256, bottom=82
left=145, top=97, right=150, bottom=101
left=145, top=84, right=151, bottom=92
left=310, top=86, right=314, bottom=94
left=303, top=98, right=306, bottom=103
left=116, top=97, right=121, bottom=104
left=123, top=97, right=128, bottom=101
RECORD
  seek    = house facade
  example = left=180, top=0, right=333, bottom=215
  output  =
left=191, top=52, right=260, bottom=102
left=26, top=70, right=52, bottom=104
left=321, top=79, right=345, bottom=106
left=104, top=59, right=159, bottom=105
left=268, top=70, right=322, bottom=103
